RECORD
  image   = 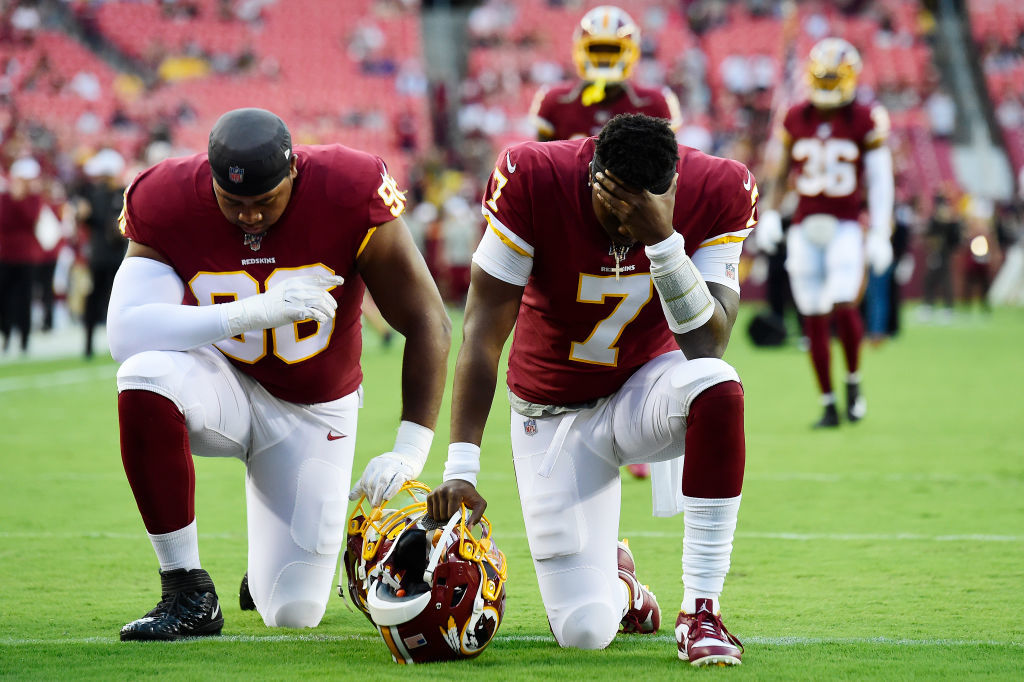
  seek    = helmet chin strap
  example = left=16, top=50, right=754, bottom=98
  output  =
left=423, top=509, right=463, bottom=584
left=581, top=79, right=607, bottom=106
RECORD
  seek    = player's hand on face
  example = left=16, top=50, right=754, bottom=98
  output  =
left=427, top=480, right=487, bottom=528
left=594, top=169, right=678, bottom=246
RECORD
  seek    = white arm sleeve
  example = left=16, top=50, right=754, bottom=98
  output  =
left=692, top=240, right=744, bottom=294
left=864, top=146, right=894, bottom=237
left=107, top=256, right=231, bottom=362
left=472, top=220, right=534, bottom=286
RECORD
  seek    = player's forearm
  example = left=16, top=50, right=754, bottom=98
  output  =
left=449, top=343, right=503, bottom=446
left=107, top=256, right=231, bottom=362
left=865, top=146, right=894, bottom=236
left=397, top=312, right=452, bottom=429
left=674, top=301, right=732, bottom=359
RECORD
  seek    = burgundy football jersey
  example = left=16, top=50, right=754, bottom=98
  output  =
left=121, top=145, right=405, bottom=404
left=482, top=138, right=756, bottom=406
left=782, top=100, right=889, bottom=224
left=529, top=81, right=681, bottom=140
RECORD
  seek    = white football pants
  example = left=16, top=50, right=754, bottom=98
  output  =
left=785, top=219, right=866, bottom=315
left=510, top=351, right=739, bottom=649
left=116, top=346, right=358, bottom=629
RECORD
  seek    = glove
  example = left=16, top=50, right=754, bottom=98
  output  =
left=222, top=274, right=344, bottom=336
left=865, top=231, right=893, bottom=275
left=349, top=421, right=433, bottom=507
left=755, top=209, right=784, bottom=255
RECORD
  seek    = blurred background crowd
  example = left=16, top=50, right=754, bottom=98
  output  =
left=1, top=0, right=1023, bottom=359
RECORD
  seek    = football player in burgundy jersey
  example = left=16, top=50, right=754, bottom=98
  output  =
left=427, top=114, right=755, bottom=666
left=531, top=4, right=679, bottom=482
left=528, top=5, right=682, bottom=143
left=109, top=108, right=451, bottom=641
left=758, top=38, right=894, bottom=428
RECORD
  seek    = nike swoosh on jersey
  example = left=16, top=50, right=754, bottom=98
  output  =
left=743, top=170, right=752, bottom=191
left=327, top=432, right=347, bottom=441
left=506, top=152, right=517, bottom=174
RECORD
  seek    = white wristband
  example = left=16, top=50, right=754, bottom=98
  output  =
left=443, top=442, right=481, bottom=487
left=392, top=420, right=433, bottom=475
left=645, top=232, right=715, bottom=334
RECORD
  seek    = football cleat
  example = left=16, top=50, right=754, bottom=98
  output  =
left=617, top=539, right=661, bottom=634
left=626, top=463, right=650, bottom=479
left=120, top=568, right=224, bottom=641
left=813, top=403, right=840, bottom=429
left=239, top=572, right=256, bottom=611
left=675, top=599, right=743, bottom=666
left=846, top=381, right=867, bottom=422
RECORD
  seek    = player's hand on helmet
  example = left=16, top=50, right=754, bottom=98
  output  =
left=224, top=274, right=344, bottom=336
left=865, top=231, right=894, bottom=275
left=593, top=168, right=678, bottom=246
left=427, top=480, right=487, bottom=529
left=349, top=421, right=433, bottom=507
left=349, top=451, right=420, bottom=507
left=755, top=209, right=784, bottom=255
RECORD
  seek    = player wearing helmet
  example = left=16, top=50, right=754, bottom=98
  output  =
left=757, top=38, right=894, bottom=427
left=428, top=114, right=755, bottom=666
left=528, top=5, right=682, bottom=143
left=345, top=481, right=507, bottom=664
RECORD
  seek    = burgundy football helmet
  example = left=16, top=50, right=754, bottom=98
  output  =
left=344, top=480, right=507, bottom=664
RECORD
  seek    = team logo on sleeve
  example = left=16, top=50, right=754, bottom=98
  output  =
left=523, top=419, right=538, bottom=436
left=229, top=166, right=245, bottom=183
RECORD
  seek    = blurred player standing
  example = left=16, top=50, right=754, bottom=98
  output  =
left=0, top=157, right=44, bottom=355
left=757, top=38, right=894, bottom=428
left=428, top=114, right=755, bottom=666
left=528, top=5, right=682, bottom=142
left=109, top=108, right=450, bottom=640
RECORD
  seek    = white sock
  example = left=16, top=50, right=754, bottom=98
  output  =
left=847, top=371, right=861, bottom=384
left=681, top=495, right=741, bottom=614
left=821, top=392, right=836, bottom=406
left=148, top=518, right=201, bottom=572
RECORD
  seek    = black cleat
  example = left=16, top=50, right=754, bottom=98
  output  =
left=813, top=403, right=840, bottom=428
left=239, top=572, right=256, bottom=611
left=120, top=568, right=224, bottom=641
left=846, top=381, right=866, bottom=422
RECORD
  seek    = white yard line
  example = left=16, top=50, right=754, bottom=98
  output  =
left=0, top=633, right=1020, bottom=647
left=1, top=530, right=1020, bottom=542
left=0, top=366, right=115, bottom=393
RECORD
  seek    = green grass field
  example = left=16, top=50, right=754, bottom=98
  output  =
left=1, top=304, right=1022, bottom=680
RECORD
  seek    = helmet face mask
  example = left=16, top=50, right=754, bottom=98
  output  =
left=344, top=481, right=507, bottom=664
left=572, top=5, right=640, bottom=83
left=806, top=37, right=862, bottom=109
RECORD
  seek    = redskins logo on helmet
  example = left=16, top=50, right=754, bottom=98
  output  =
left=572, top=5, right=640, bottom=85
left=807, top=37, right=862, bottom=109
left=344, top=480, right=507, bottom=664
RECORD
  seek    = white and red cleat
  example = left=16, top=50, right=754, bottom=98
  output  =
left=675, top=598, right=743, bottom=666
left=617, top=539, right=661, bottom=634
